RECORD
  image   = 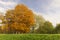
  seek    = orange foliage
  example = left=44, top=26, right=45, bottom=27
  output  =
left=5, top=4, right=35, bottom=33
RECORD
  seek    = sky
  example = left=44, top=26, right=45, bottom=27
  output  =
left=0, top=0, right=60, bottom=26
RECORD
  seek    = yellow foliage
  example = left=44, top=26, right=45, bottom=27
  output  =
left=5, top=4, right=35, bottom=33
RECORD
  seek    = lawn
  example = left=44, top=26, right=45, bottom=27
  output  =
left=0, top=34, right=60, bottom=40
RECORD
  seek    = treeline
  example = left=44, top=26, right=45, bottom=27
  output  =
left=0, top=4, right=60, bottom=34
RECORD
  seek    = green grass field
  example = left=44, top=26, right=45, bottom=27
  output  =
left=0, top=34, right=60, bottom=40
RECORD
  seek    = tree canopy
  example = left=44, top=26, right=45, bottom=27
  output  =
left=5, top=4, right=35, bottom=33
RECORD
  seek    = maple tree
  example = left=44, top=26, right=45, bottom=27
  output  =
left=5, top=4, right=35, bottom=33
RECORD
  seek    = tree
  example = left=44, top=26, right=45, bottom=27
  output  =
left=36, top=21, right=54, bottom=34
left=5, top=4, right=35, bottom=33
left=54, top=24, right=60, bottom=34
left=1, top=24, right=9, bottom=34
left=35, top=14, right=45, bottom=27
left=33, top=14, right=45, bottom=33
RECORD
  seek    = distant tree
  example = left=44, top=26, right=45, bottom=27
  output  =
left=36, top=21, right=54, bottom=34
left=33, top=14, right=45, bottom=33
left=35, top=14, right=45, bottom=27
left=5, top=4, right=35, bottom=33
left=53, top=24, right=60, bottom=34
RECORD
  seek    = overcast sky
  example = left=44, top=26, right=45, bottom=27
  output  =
left=0, top=0, right=60, bottom=26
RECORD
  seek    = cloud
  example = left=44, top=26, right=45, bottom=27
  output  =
left=0, top=0, right=17, bottom=13
left=0, top=0, right=60, bottom=27
left=0, top=1, right=17, bottom=6
left=22, top=0, right=60, bottom=26
left=0, top=7, right=5, bottom=12
left=41, top=0, right=60, bottom=26
left=50, top=0, right=60, bottom=8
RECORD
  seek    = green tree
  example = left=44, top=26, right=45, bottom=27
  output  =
left=36, top=21, right=54, bottom=34
left=32, top=14, right=45, bottom=33
left=54, top=24, right=60, bottom=34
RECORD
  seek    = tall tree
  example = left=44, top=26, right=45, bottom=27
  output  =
left=5, top=4, right=35, bottom=33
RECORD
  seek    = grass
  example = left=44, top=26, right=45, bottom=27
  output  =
left=0, top=34, right=60, bottom=40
